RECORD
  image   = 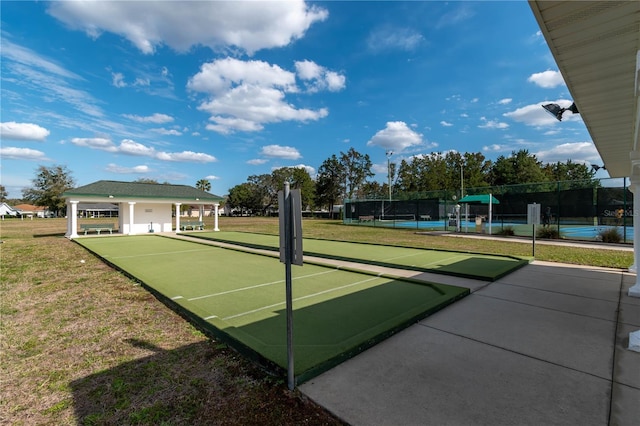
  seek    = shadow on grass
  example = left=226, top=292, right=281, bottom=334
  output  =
left=70, top=339, right=343, bottom=425
left=33, top=232, right=66, bottom=238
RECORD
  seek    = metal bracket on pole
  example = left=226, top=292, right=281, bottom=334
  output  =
left=278, top=182, right=303, bottom=390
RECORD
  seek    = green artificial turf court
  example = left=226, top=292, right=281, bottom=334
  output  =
left=77, top=235, right=468, bottom=383
left=186, top=231, right=530, bottom=281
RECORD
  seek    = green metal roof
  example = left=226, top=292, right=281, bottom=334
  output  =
left=63, top=180, right=223, bottom=202
left=459, top=194, right=500, bottom=204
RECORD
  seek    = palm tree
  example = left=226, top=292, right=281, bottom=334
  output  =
left=196, top=179, right=211, bottom=192
left=195, top=179, right=213, bottom=217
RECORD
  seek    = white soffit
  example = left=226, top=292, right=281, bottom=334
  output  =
left=529, top=1, right=640, bottom=178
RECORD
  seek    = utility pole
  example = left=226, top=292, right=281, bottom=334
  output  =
left=386, top=150, right=393, bottom=202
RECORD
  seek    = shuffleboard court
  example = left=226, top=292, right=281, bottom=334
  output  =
left=185, top=231, right=530, bottom=281
left=77, top=235, right=468, bottom=383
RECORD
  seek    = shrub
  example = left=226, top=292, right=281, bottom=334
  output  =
left=497, top=226, right=515, bottom=236
left=536, top=226, right=560, bottom=239
left=598, top=227, right=622, bottom=243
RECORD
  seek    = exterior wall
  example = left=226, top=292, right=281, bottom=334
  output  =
left=121, top=202, right=173, bottom=234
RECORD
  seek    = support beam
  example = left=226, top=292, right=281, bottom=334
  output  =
left=214, top=203, right=220, bottom=231
left=128, top=202, right=136, bottom=235
left=66, top=200, right=79, bottom=238
left=175, top=203, right=182, bottom=233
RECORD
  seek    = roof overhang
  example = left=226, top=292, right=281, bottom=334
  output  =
left=459, top=194, right=500, bottom=205
left=528, top=1, right=640, bottom=178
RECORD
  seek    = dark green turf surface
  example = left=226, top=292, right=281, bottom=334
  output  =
left=186, top=231, right=530, bottom=281
left=77, top=236, right=468, bottom=383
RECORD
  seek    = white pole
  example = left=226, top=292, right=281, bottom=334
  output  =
left=489, top=193, right=493, bottom=235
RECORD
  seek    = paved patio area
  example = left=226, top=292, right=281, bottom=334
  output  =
left=301, top=261, right=640, bottom=426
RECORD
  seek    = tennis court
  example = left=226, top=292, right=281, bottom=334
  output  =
left=351, top=218, right=634, bottom=242
left=77, top=235, right=469, bottom=384
left=187, top=231, right=530, bottom=281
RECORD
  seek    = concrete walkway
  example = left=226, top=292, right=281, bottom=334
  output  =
left=301, top=261, right=640, bottom=426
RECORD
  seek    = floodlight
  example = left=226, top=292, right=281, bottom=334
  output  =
left=542, top=102, right=579, bottom=121
left=591, top=164, right=606, bottom=171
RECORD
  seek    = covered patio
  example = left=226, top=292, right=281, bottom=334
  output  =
left=62, top=180, right=224, bottom=239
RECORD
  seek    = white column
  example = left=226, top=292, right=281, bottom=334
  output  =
left=128, top=202, right=136, bottom=235
left=67, top=200, right=79, bottom=238
left=175, top=203, right=182, bottom=232
left=199, top=205, right=204, bottom=222
left=214, top=203, right=220, bottom=231
left=629, top=152, right=640, bottom=297
left=629, top=179, right=637, bottom=273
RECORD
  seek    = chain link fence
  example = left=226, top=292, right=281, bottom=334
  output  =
left=343, top=178, right=633, bottom=243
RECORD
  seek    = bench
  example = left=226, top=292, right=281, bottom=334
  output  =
left=358, top=215, right=374, bottom=222
left=420, top=215, right=432, bottom=221
left=80, top=223, right=114, bottom=235
left=180, top=221, right=204, bottom=230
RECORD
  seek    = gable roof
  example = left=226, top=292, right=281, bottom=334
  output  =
left=63, top=180, right=223, bottom=202
left=13, top=204, right=47, bottom=212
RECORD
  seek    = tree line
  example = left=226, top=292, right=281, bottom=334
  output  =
left=6, top=149, right=595, bottom=217
left=228, top=148, right=595, bottom=216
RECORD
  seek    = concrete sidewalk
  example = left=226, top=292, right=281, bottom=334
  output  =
left=301, top=261, right=640, bottom=425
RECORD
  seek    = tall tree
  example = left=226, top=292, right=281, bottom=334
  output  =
left=0, top=185, right=7, bottom=203
left=195, top=179, right=211, bottom=192
left=315, top=155, right=346, bottom=217
left=542, top=160, right=595, bottom=183
left=22, top=165, right=75, bottom=216
left=271, top=167, right=315, bottom=210
left=340, top=147, right=374, bottom=199
left=227, top=182, right=262, bottom=215
left=489, top=150, right=547, bottom=186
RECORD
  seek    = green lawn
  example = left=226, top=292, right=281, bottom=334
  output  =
left=185, top=231, right=531, bottom=281
left=77, top=235, right=468, bottom=383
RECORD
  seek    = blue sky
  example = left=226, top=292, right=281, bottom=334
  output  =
left=0, top=1, right=607, bottom=199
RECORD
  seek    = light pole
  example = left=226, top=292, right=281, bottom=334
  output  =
left=386, top=150, right=393, bottom=203
left=460, top=162, right=464, bottom=199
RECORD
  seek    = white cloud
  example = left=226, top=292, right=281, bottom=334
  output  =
left=260, top=145, right=301, bottom=160
left=478, top=119, right=509, bottom=129
left=205, top=175, right=220, bottom=180
left=111, top=72, right=126, bottom=88
left=295, top=60, right=346, bottom=93
left=440, top=121, right=453, bottom=127
left=151, top=128, right=182, bottom=136
left=188, top=58, right=297, bottom=95
left=273, top=163, right=316, bottom=177
left=0, top=122, right=50, bottom=141
left=133, top=77, right=150, bottom=87
left=123, top=113, right=174, bottom=124
left=119, top=139, right=156, bottom=157
left=105, top=163, right=150, bottom=174
left=48, top=1, right=328, bottom=55
left=247, top=159, right=269, bottom=165
left=483, top=144, right=503, bottom=152
left=156, top=151, right=217, bottom=163
left=528, top=70, right=565, bottom=88
left=1, top=40, right=103, bottom=117
left=535, top=142, right=599, bottom=164
left=367, top=27, right=424, bottom=52
left=71, top=137, right=117, bottom=152
left=504, top=100, right=578, bottom=126
left=190, top=58, right=333, bottom=133
left=498, top=98, right=512, bottom=105
left=0, top=146, right=48, bottom=160
left=1, top=39, right=82, bottom=80
left=72, top=137, right=216, bottom=163
left=367, top=121, right=423, bottom=152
